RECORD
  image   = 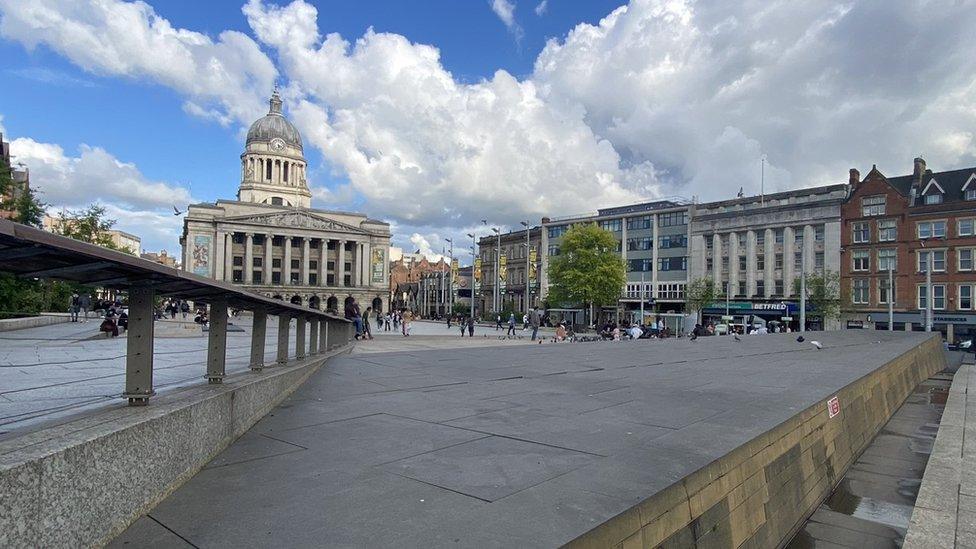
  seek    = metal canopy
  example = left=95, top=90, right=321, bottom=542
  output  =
left=0, top=219, right=346, bottom=321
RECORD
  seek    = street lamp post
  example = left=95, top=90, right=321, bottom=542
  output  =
left=467, top=233, right=476, bottom=318
left=520, top=221, right=530, bottom=312
left=888, top=265, right=894, bottom=331
left=799, top=246, right=806, bottom=333
left=445, top=237, right=454, bottom=317
left=920, top=238, right=937, bottom=333
left=482, top=221, right=501, bottom=314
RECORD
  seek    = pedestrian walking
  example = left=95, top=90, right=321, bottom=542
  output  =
left=79, top=293, right=92, bottom=322
left=495, top=314, right=502, bottom=330
left=181, top=300, right=190, bottom=319
left=507, top=313, right=517, bottom=336
left=402, top=309, right=412, bottom=336
left=363, top=307, right=373, bottom=340
left=459, top=316, right=467, bottom=337
left=467, top=316, right=475, bottom=337
left=69, top=293, right=80, bottom=322
left=529, top=307, right=541, bottom=341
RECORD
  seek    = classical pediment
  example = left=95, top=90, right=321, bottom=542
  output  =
left=227, top=211, right=367, bottom=234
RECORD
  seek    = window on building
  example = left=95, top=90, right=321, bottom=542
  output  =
left=861, top=195, right=886, bottom=216
left=959, top=248, right=974, bottom=271
left=960, top=285, right=974, bottom=310
left=705, top=237, right=713, bottom=250
left=721, top=281, right=729, bottom=295
left=253, top=257, right=263, bottom=267
left=658, top=235, right=687, bottom=249
left=755, top=280, right=765, bottom=296
left=794, top=251, right=803, bottom=270
left=658, top=256, right=687, bottom=271
left=272, top=258, right=282, bottom=268
left=292, top=239, right=301, bottom=248
left=252, top=271, right=262, bottom=284
left=815, top=252, right=824, bottom=271
left=738, top=256, right=747, bottom=272
left=959, top=218, right=975, bottom=237
left=917, top=285, right=946, bottom=310
left=852, top=279, right=869, bottom=304
left=310, top=240, right=319, bottom=249
left=627, top=237, right=653, bottom=251
left=327, top=260, right=335, bottom=270
left=774, top=280, right=784, bottom=296
left=548, top=245, right=560, bottom=256
left=876, top=219, right=896, bottom=242
left=775, top=229, right=784, bottom=244
left=877, top=248, right=896, bottom=271
left=852, top=250, right=869, bottom=271
left=658, top=211, right=688, bottom=227
left=309, top=260, right=318, bottom=271
left=233, top=256, right=243, bottom=267
left=918, top=220, right=947, bottom=239
left=627, top=259, right=653, bottom=272
left=852, top=222, right=870, bottom=243
left=232, top=233, right=244, bottom=244
left=966, top=189, right=976, bottom=201
left=271, top=272, right=281, bottom=284
left=657, top=283, right=686, bottom=300
left=736, top=281, right=745, bottom=297
left=775, top=253, right=783, bottom=269
left=924, top=193, right=943, bottom=205
left=343, top=274, right=352, bottom=286
left=547, top=225, right=568, bottom=239
left=879, top=279, right=894, bottom=305
left=231, top=269, right=242, bottom=283
left=756, top=254, right=765, bottom=271
left=326, top=274, right=335, bottom=286
left=599, top=219, right=622, bottom=232
left=795, top=230, right=804, bottom=244
left=738, top=233, right=746, bottom=248
left=918, top=250, right=946, bottom=272
left=272, top=236, right=284, bottom=246
left=290, top=272, right=300, bottom=284
left=815, top=225, right=825, bottom=242
left=720, top=256, right=729, bottom=272
left=309, top=274, right=317, bottom=285
left=291, top=259, right=300, bottom=269
left=706, top=257, right=713, bottom=271
left=626, top=215, right=652, bottom=230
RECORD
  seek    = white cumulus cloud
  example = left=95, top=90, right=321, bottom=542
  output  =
left=534, top=0, right=548, bottom=16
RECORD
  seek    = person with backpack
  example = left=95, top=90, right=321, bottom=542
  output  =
left=507, top=313, right=517, bottom=336
left=69, top=293, right=80, bottom=322
left=79, top=293, right=92, bottom=322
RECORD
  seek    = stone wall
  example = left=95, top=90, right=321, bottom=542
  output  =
left=0, top=313, right=69, bottom=332
left=0, top=346, right=349, bottom=548
left=566, top=334, right=946, bottom=548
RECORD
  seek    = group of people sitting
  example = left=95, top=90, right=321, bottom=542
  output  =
left=99, top=302, right=128, bottom=337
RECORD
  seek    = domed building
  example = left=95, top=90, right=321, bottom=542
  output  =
left=180, top=90, right=391, bottom=314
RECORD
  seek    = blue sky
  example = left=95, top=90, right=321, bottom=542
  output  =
left=1, top=0, right=975, bottom=259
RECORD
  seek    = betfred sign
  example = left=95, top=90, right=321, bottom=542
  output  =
left=827, top=396, right=840, bottom=418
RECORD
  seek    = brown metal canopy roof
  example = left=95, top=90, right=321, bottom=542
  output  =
left=0, top=219, right=346, bottom=320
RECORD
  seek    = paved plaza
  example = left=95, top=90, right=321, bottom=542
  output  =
left=109, top=330, right=934, bottom=548
left=0, top=318, right=539, bottom=439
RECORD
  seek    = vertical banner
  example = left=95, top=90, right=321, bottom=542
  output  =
left=528, top=247, right=538, bottom=287
left=451, top=259, right=459, bottom=291
left=191, top=235, right=212, bottom=277
left=474, top=258, right=482, bottom=292
left=371, top=247, right=385, bottom=284
left=499, top=253, right=507, bottom=295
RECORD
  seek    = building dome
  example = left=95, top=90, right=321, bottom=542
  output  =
left=245, top=90, right=303, bottom=152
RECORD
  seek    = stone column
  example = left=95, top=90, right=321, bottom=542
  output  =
left=337, top=240, right=346, bottom=287
left=309, top=317, right=319, bottom=355
left=296, top=317, right=307, bottom=359
left=320, top=239, right=328, bottom=287
left=783, top=226, right=795, bottom=297
left=302, top=237, right=311, bottom=285
left=283, top=236, right=292, bottom=286
left=746, top=230, right=757, bottom=297
left=711, top=233, right=722, bottom=286
left=224, top=232, right=234, bottom=283
left=244, top=233, right=254, bottom=284
left=363, top=241, right=372, bottom=287
left=123, top=285, right=155, bottom=405
left=206, top=297, right=228, bottom=384
left=651, top=214, right=659, bottom=297
left=265, top=233, right=273, bottom=285
left=353, top=242, right=361, bottom=287
left=250, top=310, right=267, bottom=370
left=803, top=225, right=815, bottom=273
left=214, top=230, right=226, bottom=281
left=764, top=228, right=775, bottom=298
left=728, top=232, right=739, bottom=297
left=319, top=319, right=329, bottom=352
left=276, top=315, right=290, bottom=365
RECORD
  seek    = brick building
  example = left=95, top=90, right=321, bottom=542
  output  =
left=841, top=158, right=976, bottom=341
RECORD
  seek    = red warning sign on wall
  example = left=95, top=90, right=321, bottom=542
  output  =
left=827, top=396, right=840, bottom=418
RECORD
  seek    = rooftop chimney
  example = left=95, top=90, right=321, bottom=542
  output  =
left=913, top=157, right=926, bottom=188
left=541, top=216, right=551, bottom=224
left=849, top=168, right=860, bottom=187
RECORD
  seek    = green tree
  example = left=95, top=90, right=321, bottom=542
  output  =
left=53, top=204, right=120, bottom=249
left=547, top=223, right=626, bottom=326
left=793, top=270, right=842, bottom=325
left=686, top=277, right=722, bottom=323
left=451, top=301, right=470, bottom=316
left=11, top=185, right=46, bottom=227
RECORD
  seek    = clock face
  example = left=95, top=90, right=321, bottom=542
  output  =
left=270, top=138, right=286, bottom=151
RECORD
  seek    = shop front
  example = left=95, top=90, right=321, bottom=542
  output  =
left=702, top=301, right=814, bottom=332
left=853, top=311, right=976, bottom=343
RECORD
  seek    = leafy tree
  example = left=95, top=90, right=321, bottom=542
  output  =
left=547, top=223, right=626, bottom=326
left=53, top=204, right=121, bottom=249
left=686, top=277, right=722, bottom=322
left=11, top=185, right=46, bottom=227
left=451, top=301, right=470, bottom=316
left=793, top=270, right=842, bottom=324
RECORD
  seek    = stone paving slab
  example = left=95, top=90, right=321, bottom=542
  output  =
left=111, top=330, right=936, bottom=548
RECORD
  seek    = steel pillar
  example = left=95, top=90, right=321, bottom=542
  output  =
left=250, top=310, right=267, bottom=371
left=206, top=297, right=228, bottom=384
left=123, top=285, right=155, bottom=405
left=319, top=319, right=329, bottom=353
left=277, top=314, right=290, bottom=365
left=309, top=318, right=319, bottom=356
left=296, top=316, right=307, bottom=359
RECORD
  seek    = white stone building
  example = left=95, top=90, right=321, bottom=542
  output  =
left=180, top=91, right=391, bottom=313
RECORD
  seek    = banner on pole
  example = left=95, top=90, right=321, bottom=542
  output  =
left=499, top=253, right=507, bottom=294
left=528, top=247, right=538, bottom=287
left=474, top=258, right=482, bottom=291
left=450, top=259, right=459, bottom=290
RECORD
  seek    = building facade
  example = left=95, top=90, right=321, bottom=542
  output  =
left=0, top=132, right=29, bottom=220
left=478, top=226, right=543, bottom=317
left=418, top=265, right=472, bottom=318
left=389, top=254, right=448, bottom=312
left=841, top=158, right=976, bottom=341
left=181, top=91, right=391, bottom=313
left=141, top=250, right=179, bottom=268
left=540, top=200, right=691, bottom=326
left=689, top=185, right=847, bottom=329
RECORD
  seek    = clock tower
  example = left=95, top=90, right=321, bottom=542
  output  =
left=237, top=89, right=312, bottom=208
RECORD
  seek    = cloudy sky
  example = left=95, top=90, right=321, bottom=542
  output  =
left=1, top=0, right=974, bottom=259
